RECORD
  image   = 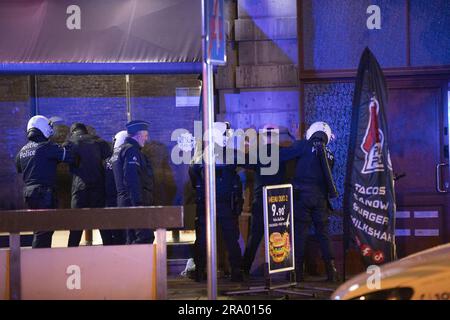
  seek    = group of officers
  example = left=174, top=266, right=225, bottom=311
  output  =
left=189, top=121, right=340, bottom=283
left=15, top=114, right=340, bottom=284
left=15, top=115, right=155, bottom=248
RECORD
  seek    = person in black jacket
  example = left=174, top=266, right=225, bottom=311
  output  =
left=15, top=115, right=74, bottom=248
left=112, top=120, right=155, bottom=244
left=241, top=125, right=292, bottom=277
left=280, top=121, right=339, bottom=282
left=189, top=122, right=244, bottom=282
left=103, top=130, right=128, bottom=245
left=64, top=123, right=112, bottom=247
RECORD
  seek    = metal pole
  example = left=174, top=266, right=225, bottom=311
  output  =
left=202, top=0, right=217, bottom=300
left=156, top=228, right=167, bottom=300
left=29, top=76, right=38, bottom=116
left=125, top=74, right=132, bottom=121
left=9, top=233, right=21, bottom=300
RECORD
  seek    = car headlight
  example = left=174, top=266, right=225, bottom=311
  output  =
left=351, top=287, right=414, bottom=300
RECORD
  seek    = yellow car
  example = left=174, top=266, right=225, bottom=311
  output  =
left=331, top=243, right=450, bottom=300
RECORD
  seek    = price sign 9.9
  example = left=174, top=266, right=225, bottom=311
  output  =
left=263, top=184, right=295, bottom=274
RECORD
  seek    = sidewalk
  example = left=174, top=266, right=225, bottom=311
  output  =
left=168, top=275, right=340, bottom=300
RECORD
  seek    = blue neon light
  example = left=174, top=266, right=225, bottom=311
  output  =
left=0, top=62, right=202, bottom=75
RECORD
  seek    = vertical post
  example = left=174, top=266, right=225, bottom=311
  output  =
left=84, top=230, right=93, bottom=246
left=290, top=270, right=296, bottom=284
left=447, top=85, right=450, bottom=189
left=343, top=238, right=347, bottom=281
left=156, top=228, right=167, bottom=300
left=202, top=0, right=218, bottom=300
left=29, top=75, right=38, bottom=116
left=204, top=62, right=217, bottom=300
left=125, top=74, right=132, bottom=121
left=405, top=0, right=411, bottom=67
left=264, top=262, right=271, bottom=290
left=297, top=0, right=306, bottom=135
left=9, top=233, right=21, bottom=300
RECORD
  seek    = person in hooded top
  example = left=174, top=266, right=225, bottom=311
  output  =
left=64, top=122, right=111, bottom=247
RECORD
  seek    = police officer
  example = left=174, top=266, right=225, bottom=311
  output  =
left=64, top=123, right=112, bottom=247
left=15, top=115, right=74, bottom=248
left=112, top=120, right=155, bottom=244
left=189, top=122, right=243, bottom=282
left=280, top=121, right=339, bottom=282
left=241, top=125, right=291, bottom=276
left=103, top=130, right=128, bottom=245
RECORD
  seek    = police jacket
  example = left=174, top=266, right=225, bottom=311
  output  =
left=189, top=146, right=243, bottom=213
left=105, top=150, right=117, bottom=207
left=112, top=137, right=154, bottom=206
left=65, top=132, right=111, bottom=192
left=243, top=143, right=287, bottom=201
left=15, top=128, right=73, bottom=188
left=280, top=137, right=337, bottom=198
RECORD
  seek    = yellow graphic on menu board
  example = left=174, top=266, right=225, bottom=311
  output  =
left=269, top=232, right=291, bottom=263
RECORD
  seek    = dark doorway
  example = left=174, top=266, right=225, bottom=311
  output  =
left=387, top=77, right=450, bottom=257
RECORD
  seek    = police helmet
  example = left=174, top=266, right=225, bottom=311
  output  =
left=212, top=122, right=228, bottom=147
left=306, top=121, right=334, bottom=145
left=27, top=115, right=54, bottom=139
left=113, top=130, right=128, bottom=149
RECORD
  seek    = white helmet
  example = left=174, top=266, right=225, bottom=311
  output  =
left=113, top=130, right=128, bottom=149
left=27, top=115, right=54, bottom=138
left=306, top=121, right=334, bottom=144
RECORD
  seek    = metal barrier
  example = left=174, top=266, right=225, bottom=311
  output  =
left=0, top=206, right=183, bottom=300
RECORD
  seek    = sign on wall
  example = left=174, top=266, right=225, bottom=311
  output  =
left=205, top=0, right=226, bottom=65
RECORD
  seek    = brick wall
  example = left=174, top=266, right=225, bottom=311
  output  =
left=0, top=74, right=201, bottom=219
left=131, top=75, right=201, bottom=221
left=37, top=75, right=128, bottom=141
left=0, top=76, right=30, bottom=209
left=217, top=0, right=299, bottom=133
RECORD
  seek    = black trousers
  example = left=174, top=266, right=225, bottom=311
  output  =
left=116, top=196, right=154, bottom=245
left=68, top=187, right=108, bottom=247
left=24, top=185, right=56, bottom=248
left=241, top=200, right=264, bottom=272
left=100, top=229, right=127, bottom=245
left=294, top=192, right=335, bottom=264
left=194, top=202, right=242, bottom=272
left=126, top=229, right=154, bottom=244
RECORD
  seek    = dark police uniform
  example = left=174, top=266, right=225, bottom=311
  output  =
left=189, top=147, right=243, bottom=282
left=103, top=147, right=127, bottom=245
left=64, top=124, right=112, bottom=247
left=280, top=135, right=338, bottom=281
left=112, top=136, right=155, bottom=244
left=15, top=128, right=73, bottom=248
left=241, top=142, right=288, bottom=274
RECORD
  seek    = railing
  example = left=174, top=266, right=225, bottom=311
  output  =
left=0, top=206, right=184, bottom=300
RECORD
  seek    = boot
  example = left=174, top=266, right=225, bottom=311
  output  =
left=230, top=268, right=243, bottom=282
left=325, top=260, right=340, bottom=282
left=241, top=268, right=250, bottom=281
left=295, top=260, right=305, bottom=282
left=195, top=268, right=207, bottom=282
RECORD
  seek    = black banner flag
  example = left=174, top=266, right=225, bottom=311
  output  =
left=344, top=48, right=397, bottom=266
